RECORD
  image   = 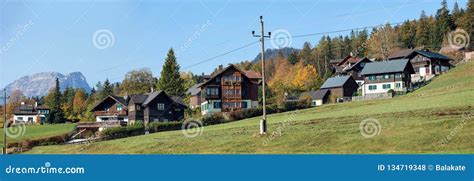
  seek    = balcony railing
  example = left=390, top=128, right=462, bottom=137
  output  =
left=93, top=111, right=127, bottom=116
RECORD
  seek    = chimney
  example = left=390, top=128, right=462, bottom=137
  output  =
left=35, top=102, right=38, bottom=108
left=218, top=64, right=223, bottom=70
left=350, top=52, right=354, bottom=57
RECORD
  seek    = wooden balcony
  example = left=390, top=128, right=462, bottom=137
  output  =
left=93, top=110, right=127, bottom=117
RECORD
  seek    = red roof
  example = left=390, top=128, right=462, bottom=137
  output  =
left=337, top=55, right=361, bottom=66
left=244, top=70, right=262, bottom=79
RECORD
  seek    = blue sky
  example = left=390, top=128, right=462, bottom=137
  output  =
left=0, top=0, right=468, bottom=88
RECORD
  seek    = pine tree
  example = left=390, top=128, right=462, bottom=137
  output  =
left=416, top=11, right=431, bottom=47
left=433, top=0, right=454, bottom=47
left=461, top=0, right=474, bottom=49
left=99, top=79, right=113, bottom=100
left=47, top=78, right=65, bottom=124
left=299, top=42, right=313, bottom=65
left=157, top=48, right=185, bottom=97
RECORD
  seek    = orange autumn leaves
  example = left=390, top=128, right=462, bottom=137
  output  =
left=268, top=59, right=322, bottom=95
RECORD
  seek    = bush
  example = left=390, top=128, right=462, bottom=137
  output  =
left=201, top=114, right=225, bottom=126
left=146, top=121, right=183, bottom=133
left=101, top=122, right=145, bottom=139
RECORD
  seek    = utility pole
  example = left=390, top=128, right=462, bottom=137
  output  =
left=3, top=89, right=7, bottom=154
left=252, top=16, right=271, bottom=134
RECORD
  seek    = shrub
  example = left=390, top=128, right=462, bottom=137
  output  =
left=101, top=123, right=145, bottom=139
left=201, top=114, right=225, bottom=126
left=146, top=121, right=183, bottom=133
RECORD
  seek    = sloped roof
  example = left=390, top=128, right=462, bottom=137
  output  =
left=388, top=49, right=414, bottom=60
left=129, top=94, right=149, bottom=104
left=306, top=89, right=330, bottom=100
left=91, top=95, right=128, bottom=111
left=198, top=64, right=259, bottom=87
left=360, top=59, right=414, bottom=75
left=407, top=50, right=451, bottom=60
left=244, top=70, right=262, bottom=79
left=143, top=91, right=165, bottom=106
left=171, top=96, right=188, bottom=108
left=320, top=75, right=352, bottom=89
left=110, top=95, right=127, bottom=106
left=186, top=83, right=202, bottom=95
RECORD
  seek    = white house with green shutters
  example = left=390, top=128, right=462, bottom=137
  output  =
left=360, top=59, right=415, bottom=96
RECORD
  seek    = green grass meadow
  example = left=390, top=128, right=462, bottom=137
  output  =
left=26, top=61, right=474, bottom=154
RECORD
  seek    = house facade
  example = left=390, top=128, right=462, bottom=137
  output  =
left=334, top=57, right=372, bottom=86
left=404, top=50, right=453, bottom=81
left=320, top=75, right=359, bottom=102
left=198, top=64, right=261, bottom=115
left=127, top=91, right=187, bottom=124
left=90, top=95, right=128, bottom=122
left=303, top=89, right=330, bottom=107
left=360, top=59, right=415, bottom=96
left=13, top=102, right=50, bottom=124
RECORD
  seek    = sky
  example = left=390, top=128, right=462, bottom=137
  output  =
left=0, top=0, right=468, bottom=88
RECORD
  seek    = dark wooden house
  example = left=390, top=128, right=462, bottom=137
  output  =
left=127, top=91, right=187, bottom=124
left=198, top=64, right=261, bottom=115
left=404, top=50, right=453, bottom=81
left=320, top=75, right=359, bottom=102
left=90, top=95, right=128, bottom=122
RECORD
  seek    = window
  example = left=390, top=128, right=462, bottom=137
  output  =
left=117, top=104, right=123, bottom=111
left=241, top=101, right=248, bottom=108
left=395, top=73, right=402, bottom=78
left=213, top=102, right=221, bottom=109
left=369, top=75, right=376, bottom=81
left=105, top=107, right=110, bottom=112
left=382, top=84, right=391, bottom=89
left=157, top=103, right=165, bottom=111
left=383, top=74, right=391, bottom=79
left=368, top=85, right=377, bottom=90
left=395, top=83, right=401, bottom=88
left=207, top=88, right=219, bottom=96
left=136, top=105, right=141, bottom=111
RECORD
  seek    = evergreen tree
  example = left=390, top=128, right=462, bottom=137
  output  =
left=433, top=0, right=454, bottom=47
left=416, top=11, right=431, bottom=47
left=99, top=79, right=113, bottom=100
left=461, top=0, right=474, bottom=49
left=299, top=42, right=313, bottom=65
left=287, top=52, right=299, bottom=65
left=157, top=48, right=185, bottom=97
left=47, top=78, right=65, bottom=124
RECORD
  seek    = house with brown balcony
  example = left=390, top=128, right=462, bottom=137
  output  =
left=198, top=64, right=261, bottom=115
left=90, top=95, right=128, bottom=122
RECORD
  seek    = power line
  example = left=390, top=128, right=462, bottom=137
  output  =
left=182, top=22, right=407, bottom=70
left=181, top=40, right=260, bottom=70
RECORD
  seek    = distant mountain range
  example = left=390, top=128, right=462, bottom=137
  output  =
left=4, top=72, right=91, bottom=98
left=252, top=47, right=300, bottom=62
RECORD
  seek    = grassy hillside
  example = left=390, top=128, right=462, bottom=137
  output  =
left=27, top=61, right=474, bottom=154
left=0, top=124, right=76, bottom=146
